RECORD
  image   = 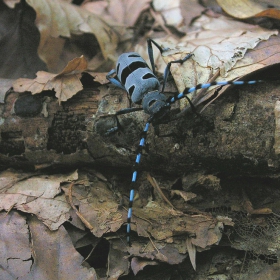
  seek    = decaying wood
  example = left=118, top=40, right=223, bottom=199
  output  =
left=0, top=76, right=280, bottom=176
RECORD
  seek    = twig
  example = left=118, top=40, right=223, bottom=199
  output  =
left=67, top=182, right=94, bottom=230
left=147, top=173, right=175, bottom=210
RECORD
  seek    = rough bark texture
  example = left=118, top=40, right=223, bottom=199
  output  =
left=1, top=77, right=280, bottom=177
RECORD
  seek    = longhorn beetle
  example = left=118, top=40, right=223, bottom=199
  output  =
left=106, top=39, right=265, bottom=245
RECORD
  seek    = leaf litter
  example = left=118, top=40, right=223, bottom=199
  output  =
left=0, top=168, right=225, bottom=277
left=2, top=0, right=280, bottom=278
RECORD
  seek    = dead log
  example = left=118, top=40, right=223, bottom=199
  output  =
left=0, top=72, right=280, bottom=176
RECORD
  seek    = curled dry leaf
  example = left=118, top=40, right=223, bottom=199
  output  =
left=216, top=0, right=280, bottom=20
left=13, top=56, right=87, bottom=103
left=155, top=14, right=278, bottom=106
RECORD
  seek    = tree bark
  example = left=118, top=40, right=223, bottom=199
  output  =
left=1, top=77, right=280, bottom=176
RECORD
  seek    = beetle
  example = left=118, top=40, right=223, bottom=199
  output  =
left=105, top=39, right=265, bottom=245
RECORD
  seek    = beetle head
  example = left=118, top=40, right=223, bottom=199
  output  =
left=142, top=91, right=170, bottom=120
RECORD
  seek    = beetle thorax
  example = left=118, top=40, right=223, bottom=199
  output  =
left=142, top=91, right=170, bottom=118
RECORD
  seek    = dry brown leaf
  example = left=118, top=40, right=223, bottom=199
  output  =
left=112, top=238, right=186, bottom=265
left=88, top=72, right=110, bottom=85
left=62, top=179, right=125, bottom=237
left=13, top=56, right=87, bottom=103
left=0, top=170, right=78, bottom=230
left=0, top=211, right=31, bottom=279
left=216, top=0, right=280, bottom=19
left=170, top=190, right=197, bottom=202
left=29, top=215, right=97, bottom=279
left=83, top=0, right=150, bottom=27
left=107, top=247, right=130, bottom=278
left=131, top=199, right=220, bottom=251
left=0, top=211, right=97, bottom=279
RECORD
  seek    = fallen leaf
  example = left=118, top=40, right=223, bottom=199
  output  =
left=131, top=200, right=219, bottom=250
left=156, top=14, right=278, bottom=107
left=170, top=190, right=197, bottom=202
left=83, top=0, right=151, bottom=27
left=88, top=72, right=110, bottom=85
left=29, top=215, right=97, bottom=279
left=112, top=238, right=186, bottom=265
left=107, top=246, right=130, bottom=278
left=4, top=0, right=122, bottom=73
left=0, top=170, right=78, bottom=230
left=186, top=237, right=196, bottom=271
left=216, top=215, right=234, bottom=227
left=13, top=56, right=87, bottom=103
left=216, top=0, right=280, bottom=20
left=153, top=0, right=184, bottom=30
left=63, top=178, right=125, bottom=237
left=0, top=211, right=31, bottom=279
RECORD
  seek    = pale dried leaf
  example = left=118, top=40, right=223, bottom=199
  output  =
left=13, top=56, right=87, bottom=102
left=63, top=180, right=125, bottom=237
left=216, top=0, right=280, bottom=19
left=0, top=169, right=37, bottom=193
left=0, top=211, right=32, bottom=279
left=153, top=0, right=183, bottom=29
left=84, top=0, right=150, bottom=26
left=28, top=215, right=97, bottom=279
left=186, top=237, right=196, bottom=271
left=156, top=14, right=278, bottom=106
left=216, top=215, right=234, bottom=227
left=0, top=170, right=78, bottom=230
